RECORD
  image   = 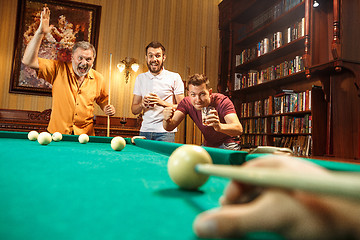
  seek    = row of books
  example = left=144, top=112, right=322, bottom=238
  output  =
left=273, top=90, right=311, bottom=114
left=240, top=135, right=312, bottom=157
left=250, top=0, right=304, bottom=33
left=271, top=114, right=312, bottom=134
left=241, top=114, right=311, bottom=135
left=235, top=18, right=305, bottom=66
left=240, top=135, right=268, bottom=148
left=241, top=90, right=312, bottom=117
left=234, top=56, right=304, bottom=90
left=273, top=135, right=312, bottom=156
left=242, top=118, right=268, bottom=134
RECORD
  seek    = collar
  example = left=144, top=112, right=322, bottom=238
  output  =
left=146, top=68, right=166, bottom=80
left=87, top=69, right=95, bottom=79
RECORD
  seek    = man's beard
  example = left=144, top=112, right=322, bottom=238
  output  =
left=72, top=61, right=92, bottom=77
left=147, top=61, right=163, bottom=74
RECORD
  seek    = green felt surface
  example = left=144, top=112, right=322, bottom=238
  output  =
left=133, top=138, right=248, bottom=165
left=6, top=131, right=359, bottom=240
left=0, top=131, right=283, bottom=240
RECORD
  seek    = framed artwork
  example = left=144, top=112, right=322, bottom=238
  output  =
left=10, top=0, right=101, bottom=95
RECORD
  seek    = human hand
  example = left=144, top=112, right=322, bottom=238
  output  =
left=163, top=106, right=175, bottom=121
left=103, top=104, right=115, bottom=116
left=193, top=156, right=360, bottom=240
left=38, top=7, right=52, bottom=35
left=204, top=109, right=220, bottom=130
left=147, top=92, right=162, bottom=107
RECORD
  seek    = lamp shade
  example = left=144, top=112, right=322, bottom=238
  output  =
left=131, top=63, right=140, bottom=72
left=117, top=63, right=125, bottom=72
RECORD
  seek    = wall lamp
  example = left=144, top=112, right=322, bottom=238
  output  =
left=117, top=57, right=140, bottom=83
left=313, top=0, right=319, bottom=8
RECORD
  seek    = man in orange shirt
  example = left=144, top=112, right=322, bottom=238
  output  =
left=22, top=7, right=115, bottom=135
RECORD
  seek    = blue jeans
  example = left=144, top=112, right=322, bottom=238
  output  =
left=140, top=132, right=175, bottom=142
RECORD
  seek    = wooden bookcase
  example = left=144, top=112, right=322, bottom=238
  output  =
left=218, top=0, right=360, bottom=160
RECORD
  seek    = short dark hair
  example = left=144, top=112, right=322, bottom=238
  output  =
left=72, top=41, right=96, bottom=58
left=187, top=74, right=210, bottom=90
left=145, top=41, right=165, bottom=55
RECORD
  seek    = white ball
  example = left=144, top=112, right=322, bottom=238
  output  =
left=111, top=136, right=126, bottom=151
left=28, top=131, right=39, bottom=141
left=168, top=145, right=212, bottom=190
left=37, top=132, right=52, bottom=145
left=78, top=134, right=89, bottom=144
left=52, top=132, right=63, bottom=142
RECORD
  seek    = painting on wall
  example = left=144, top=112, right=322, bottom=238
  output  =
left=10, top=0, right=101, bottom=95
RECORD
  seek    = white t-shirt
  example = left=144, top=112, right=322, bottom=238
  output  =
left=133, top=69, right=184, bottom=132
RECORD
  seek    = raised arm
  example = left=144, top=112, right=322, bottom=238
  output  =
left=22, top=7, right=52, bottom=69
left=163, top=107, right=186, bottom=131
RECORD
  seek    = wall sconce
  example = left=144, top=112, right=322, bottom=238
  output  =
left=313, top=0, right=319, bottom=7
left=117, top=57, right=140, bottom=83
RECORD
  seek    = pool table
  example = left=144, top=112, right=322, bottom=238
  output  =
left=1, top=131, right=360, bottom=240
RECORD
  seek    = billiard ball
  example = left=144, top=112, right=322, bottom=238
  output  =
left=78, top=134, right=89, bottom=144
left=37, top=132, right=52, bottom=145
left=52, top=132, right=62, bottom=142
left=168, top=145, right=212, bottom=190
left=111, top=136, right=126, bottom=151
left=28, top=131, right=39, bottom=141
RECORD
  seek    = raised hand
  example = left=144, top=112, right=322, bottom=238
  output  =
left=38, top=7, right=52, bottom=35
left=163, top=106, right=175, bottom=121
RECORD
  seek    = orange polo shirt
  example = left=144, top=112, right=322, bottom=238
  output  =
left=38, top=58, right=109, bottom=135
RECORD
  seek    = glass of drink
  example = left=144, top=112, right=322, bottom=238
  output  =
left=201, top=106, right=215, bottom=125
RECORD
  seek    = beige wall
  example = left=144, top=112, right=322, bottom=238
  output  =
left=0, top=0, right=220, bottom=143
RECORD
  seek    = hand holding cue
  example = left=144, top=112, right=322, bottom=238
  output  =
left=195, top=164, right=360, bottom=201
left=107, top=53, right=112, bottom=137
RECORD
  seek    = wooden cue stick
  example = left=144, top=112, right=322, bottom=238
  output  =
left=107, top=53, right=112, bottom=137
left=195, top=164, right=360, bottom=201
left=202, top=45, right=206, bottom=74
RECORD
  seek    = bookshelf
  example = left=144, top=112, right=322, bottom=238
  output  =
left=218, top=0, right=360, bottom=160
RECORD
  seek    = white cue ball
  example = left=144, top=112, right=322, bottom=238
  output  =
left=28, top=131, right=39, bottom=141
left=111, top=136, right=126, bottom=151
left=168, top=145, right=212, bottom=190
left=37, top=132, right=52, bottom=145
left=52, top=132, right=63, bottom=142
left=78, top=134, right=89, bottom=144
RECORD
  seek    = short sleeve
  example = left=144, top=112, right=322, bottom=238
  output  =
left=173, top=73, right=184, bottom=95
left=219, top=96, right=237, bottom=116
left=133, top=75, right=142, bottom=96
left=176, top=97, right=189, bottom=115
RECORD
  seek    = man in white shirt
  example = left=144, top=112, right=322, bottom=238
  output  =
left=131, top=41, right=184, bottom=142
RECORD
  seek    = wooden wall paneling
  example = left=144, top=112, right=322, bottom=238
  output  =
left=340, top=0, right=360, bottom=62
left=310, top=85, right=327, bottom=156
left=310, top=0, right=332, bottom=66
left=330, top=70, right=360, bottom=159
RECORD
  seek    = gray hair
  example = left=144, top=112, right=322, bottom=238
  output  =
left=72, top=41, right=96, bottom=58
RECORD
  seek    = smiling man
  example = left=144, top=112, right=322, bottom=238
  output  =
left=163, top=74, right=243, bottom=150
left=131, top=41, right=184, bottom=142
left=22, top=7, right=115, bottom=135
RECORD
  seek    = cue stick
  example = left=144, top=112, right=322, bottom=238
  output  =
left=202, top=45, right=207, bottom=74
left=107, top=53, right=112, bottom=137
left=200, top=46, right=207, bottom=145
left=195, top=164, right=360, bottom=201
